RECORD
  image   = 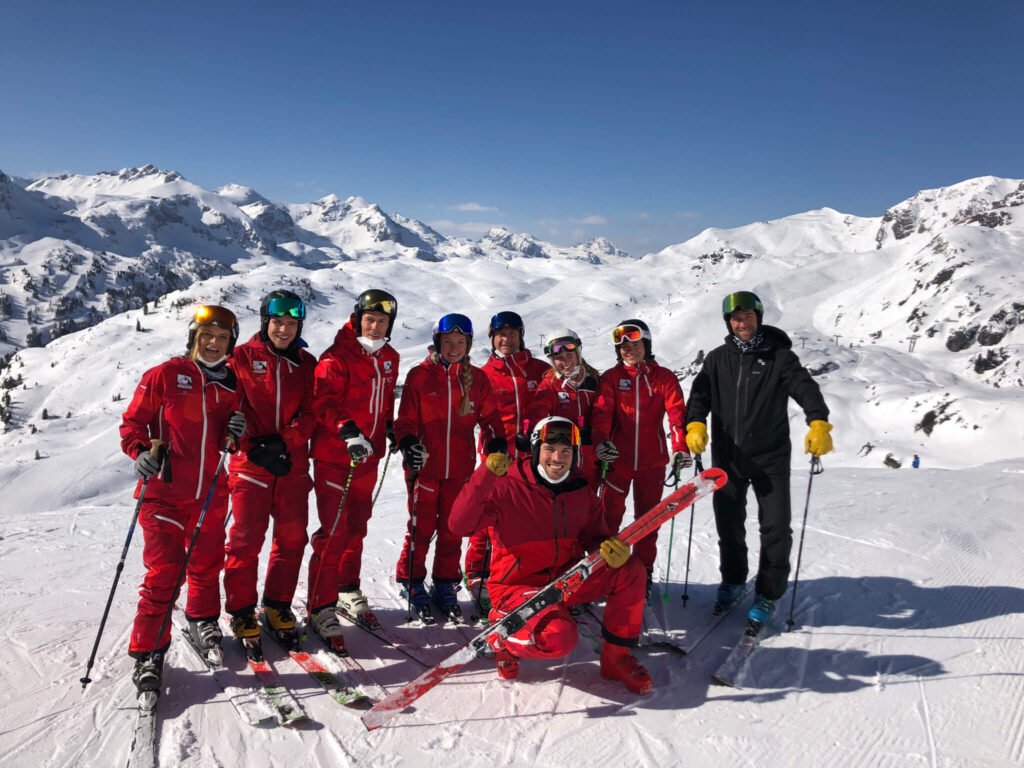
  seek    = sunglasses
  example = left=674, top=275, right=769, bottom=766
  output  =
left=265, top=296, right=306, bottom=319
left=612, top=324, right=649, bottom=345
left=193, top=304, right=239, bottom=332
left=436, top=313, right=474, bottom=335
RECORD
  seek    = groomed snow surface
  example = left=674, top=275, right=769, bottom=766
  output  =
left=1, top=456, right=1022, bottom=767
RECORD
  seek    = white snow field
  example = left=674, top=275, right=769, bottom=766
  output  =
left=0, top=170, right=1022, bottom=767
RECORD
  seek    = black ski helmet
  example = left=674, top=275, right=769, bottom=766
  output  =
left=259, top=290, right=306, bottom=342
left=489, top=310, right=525, bottom=350
left=432, top=313, right=474, bottom=357
left=187, top=304, right=240, bottom=356
left=354, top=289, right=398, bottom=340
left=721, top=291, right=764, bottom=333
left=530, top=415, right=580, bottom=468
left=612, top=318, right=652, bottom=361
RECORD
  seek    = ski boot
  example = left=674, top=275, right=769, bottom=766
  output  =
left=309, top=604, right=348, bottom=656
left=713, top=582, right=746, bottom=615
left=486, top=632, right=519, bottom=679
left=399, top=579, right=435, bottom=625
left=337, top=588, right=381, bottom=629
left=229, top=609, right=263, bottom=660
left=187, top=616, right=224, bottom=666
left=262, top=601, right=301, bottom=651
left=430, top=579, right=464, bottom=624
left=465, top=575, right=492, bottom=624
left=746, top=596, right=776, bottom=636
left=600, top=642, right=653, bottom=695
left=132, top=651, right=164, bottom=708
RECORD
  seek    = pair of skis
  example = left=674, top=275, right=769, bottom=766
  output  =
left=360, top=467, right=728, bottom=731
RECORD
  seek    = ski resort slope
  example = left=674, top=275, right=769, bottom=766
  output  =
left=1, top=450, right=1022, bottom=767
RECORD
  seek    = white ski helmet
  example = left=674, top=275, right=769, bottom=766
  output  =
left=543, top=329, right=582, bottom=357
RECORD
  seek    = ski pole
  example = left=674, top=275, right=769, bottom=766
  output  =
left=149, top=440, right=232, bottom=657
left=680, top=455, right=703, bottom=607
left=660, top=462, right=682, bottom=603
left=80, top=440, right=162, bottom=690
left=472, top=537, right=491, bottom=621
left=597, top=461, right=609, bottom=500
left=405, top=470, right=420, bottom=622
left=372, top=449, right=392, bottom=506
left=307, top=458, right=359, bottom=615
left=786, top=456, right=824, bottom=631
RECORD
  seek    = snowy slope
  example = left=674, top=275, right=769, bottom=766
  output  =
left=0, top=170, right=1022, bottom=767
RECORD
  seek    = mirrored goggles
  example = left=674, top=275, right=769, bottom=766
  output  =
left=436, top=313, right=474, bottom=335
left=536, top=421, right=581, bottom=447
left=193, top=304, right=238, bottom=332
left=612, top=324, right=649, bottom=345
left=545, top=339, right=579, bottom=356
left=490, top=311, right=523, bottom=332
left=722, top=291, right=762, bottom=316
left=265, top=296, right=306, bottom=319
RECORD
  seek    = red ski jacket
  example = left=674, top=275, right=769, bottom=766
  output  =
left=449, top=459, right=610, bottom=590
left=120, top=356, right=242, bottom=502
left=480, top=349, right=550, bottom=455
left=524, top=369, right=600, bottom=444
left=394, top=356, right=502, bottom=480
left=591, top=359, right=688, bottom=471
left=310, top=319, right=400, bottom=465
left=230, top=333, right=317, bottom=474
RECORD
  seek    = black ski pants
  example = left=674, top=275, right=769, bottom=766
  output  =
left=712, top=466, right=792, bottom=601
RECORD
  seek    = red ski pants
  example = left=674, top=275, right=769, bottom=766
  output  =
left=129, top=493, right=228, bottom=655
left=395, top=475, right=467, bottom=583
left=487, top=556, right=646, bottom=658
left=306, top=459, right=379, bottom=610
left=223, top=468, right=312, bottom=613
left=600, top=464, right=667, bottom=572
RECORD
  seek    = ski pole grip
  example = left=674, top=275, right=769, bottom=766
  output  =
left=150, top=438, right=162, bottom=461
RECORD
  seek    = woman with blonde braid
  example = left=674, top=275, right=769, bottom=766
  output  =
left=393, top=313, right=504, bottom=623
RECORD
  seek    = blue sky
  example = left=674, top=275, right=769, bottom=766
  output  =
left=2, top=1, right=1022, bottom=255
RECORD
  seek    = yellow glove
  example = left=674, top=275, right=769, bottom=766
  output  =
left=685, top=422, right=708, bottom=455
left=486, top=452, right=512, bottom=477
left=599, top=537, right=631, bottom=569
left=804, top=420, right=833, bottom=457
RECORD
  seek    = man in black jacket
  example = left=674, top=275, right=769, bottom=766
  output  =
left=685, top=291, right=833, bottom=625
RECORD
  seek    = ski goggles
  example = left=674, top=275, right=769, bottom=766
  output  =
left=489, top=311, right=524, bottom=333
left=358, top=291, right=397, bottom=315
left=612, top=324, right=650, bottom=345
left=192, top=305, right=239, bottom=334
left=722, top=291, right=763, bottom=316
left=535, top=420, right=580, bottom=447
left=265, top=296, right=306, bottom=319
left=435, top=313, right=474, bottom=336
left=544, top=338, right=580, bottom=356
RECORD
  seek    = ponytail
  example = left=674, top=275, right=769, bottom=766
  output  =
left=459, top=361, right=474, bottom=416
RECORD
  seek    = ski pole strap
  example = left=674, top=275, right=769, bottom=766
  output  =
left=810, top=456, right=824, bottom=475
left=694, top=454, right=704, bottom=473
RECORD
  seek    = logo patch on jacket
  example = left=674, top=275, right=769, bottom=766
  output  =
left=176, top=374, right=193, bottom=389
left=527, top=381, right=538, bottom=391
left=384, top=360, right=393, bottom=373
left=557, top=391, right=571, bottom=403
left=618, top=378, right=632, bottom=391
left=753, top=359, right=766, bottom=375
left=252, top=360, right=268, bottom=375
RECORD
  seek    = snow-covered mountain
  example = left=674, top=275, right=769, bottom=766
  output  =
left=0, top=168, right=1021, bottom=471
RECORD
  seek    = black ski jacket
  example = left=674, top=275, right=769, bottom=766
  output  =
left=685, top=325, right=829, bottom=476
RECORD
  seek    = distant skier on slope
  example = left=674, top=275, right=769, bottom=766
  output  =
left=684, top=291, right=833, bottom=626
left=590, top=319, right=691, bottom=597
left=306, top=290, right=400, bottom=643
left=393, top=313, right=504, bottom=623
left=449, top=416, right=653, bottom=693
left=222, top=291, right=316, bottom=647
left=119, top=305, right=245, bottom=697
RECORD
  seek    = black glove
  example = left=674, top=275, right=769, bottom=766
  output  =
left=226, top=411, right=247, bottom=439
left=399, top=434, right=429, bottom=471
left=248, top=434, right=292, bottom=477
left=514, top=432, right=531, bottom=453
left=134, top=450, right=162, bottom=480
left=672, top=451, right=693, bottom=473
left=387, top=421, right=399, bottom=454
left=339, top=420, right=373, bottom=463
left=595, top=440, right=619, bottom=462
left=485, top=436, right=508, bottom=455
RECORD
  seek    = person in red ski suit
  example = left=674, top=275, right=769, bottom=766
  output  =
left=394, top=313, right=504, bottom=621
left=223, top=290, right=316, bottom=642
left=464, top=311, right=547, bottom=598
left=590, top=319, right=690, bottom=585
left=449, top=416, right=653, bottom=694
left=119, top=305, right=245, bottom=694
left=306, top=290, right=401, bottom=641
left=523, top=328, right=602, bottom=488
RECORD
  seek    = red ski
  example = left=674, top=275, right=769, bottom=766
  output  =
left=361, top=467, right=727, bottom=731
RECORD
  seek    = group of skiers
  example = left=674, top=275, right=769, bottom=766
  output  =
left=118, top=287, right=833, bottom=700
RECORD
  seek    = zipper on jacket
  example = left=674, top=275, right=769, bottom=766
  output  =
left=734, top=355, right=748, bottom=448
left=445, top=366, right=454, bottom=478
left=193, top=360, right=208, bottom=500
left=274, top=353, right=282, bottom=431
left=633, top=369, right=641, bottom=471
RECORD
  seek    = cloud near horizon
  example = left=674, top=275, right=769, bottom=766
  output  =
left=450, top=202, right=500, bottom=212
left=429, top=219, right=500, bottom=238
